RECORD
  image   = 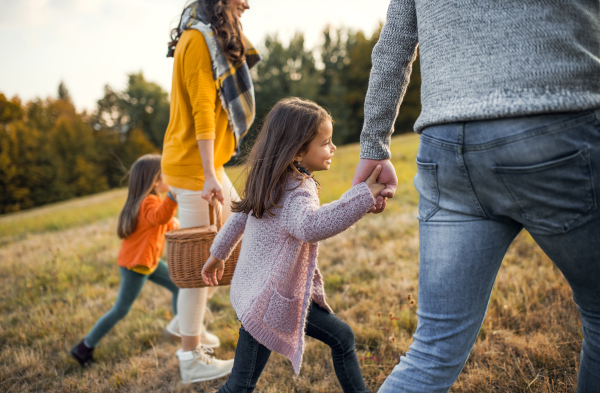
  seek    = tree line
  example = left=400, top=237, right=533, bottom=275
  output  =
left=0, top=26, right=421, bottom=214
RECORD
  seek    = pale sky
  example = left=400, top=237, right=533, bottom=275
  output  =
left=0, top=0, right=391, bottom=113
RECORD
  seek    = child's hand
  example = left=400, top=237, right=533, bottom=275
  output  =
left=202, top=255, right=225, bottom=286
left=171, top=217, right=180, bottom=230
left=365, top=165, right=386, bottom=199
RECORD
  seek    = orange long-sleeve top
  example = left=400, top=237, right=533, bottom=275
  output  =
left=162, top=29, right=235, bottom=191
left=117, top=194, right=178, bottom=273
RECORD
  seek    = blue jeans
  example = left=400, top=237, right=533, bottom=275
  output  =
left=85, top=261, right=178, bottom=347
left=379, top=109, right=600, bottom=393
left=218, top=301, right=368, bottom=393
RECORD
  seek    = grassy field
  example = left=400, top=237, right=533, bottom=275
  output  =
left=0, top=133, right=582, bottom=392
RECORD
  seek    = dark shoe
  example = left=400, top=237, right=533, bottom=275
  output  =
left=70, top=340, right=94, bottom=367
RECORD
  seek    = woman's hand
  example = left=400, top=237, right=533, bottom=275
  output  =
left=365, top=165, right=386, bottom=199
left=201, top=176, right=224, bottom=205
left=197, top=139, right=223, bottom=205
left=202, top=255, right=225, bottom=286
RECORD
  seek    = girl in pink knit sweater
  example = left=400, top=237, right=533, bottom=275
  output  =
left=202, top=98, right=384, bottom=392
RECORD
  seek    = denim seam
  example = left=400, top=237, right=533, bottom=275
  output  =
left=493, top=148, right=597, bottom=233
left=242, top=329, right=260, bottom=393
left=416, top=161, right=441, bottom=221
left=457, top=124, right=487, bottom=218
left=595, top=108, right=600, bottom=123
left=492, top=148, right=590, bottom=173
left=306, top=320, right=362, bottom=393
left=420, top=134, right=458, bottom=151
left=421, top=111, right=598, bottom=153
left=589, top=147, right=598, bottom=213
left=463, top=111, right=598, bottom=152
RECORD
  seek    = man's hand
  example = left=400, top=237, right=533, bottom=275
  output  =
left=352, top=158, right=398, bottom=213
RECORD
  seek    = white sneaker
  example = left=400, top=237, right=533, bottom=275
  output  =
left=199, top=329, right=220, bottom=348
left=177, top=345, right=234, bottom=384
left=165, top=315, right=220, bottom=348
left=165, top=316, right=181, bottom=338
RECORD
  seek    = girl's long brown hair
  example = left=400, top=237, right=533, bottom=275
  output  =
left=168, top=0, right=246, bottom=64
left=117, top=154, right=162, bottom=239
left=233, top=98, right=333, bottom=219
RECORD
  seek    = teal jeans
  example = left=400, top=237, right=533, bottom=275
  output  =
left=85, top=260, right=178, bottom=347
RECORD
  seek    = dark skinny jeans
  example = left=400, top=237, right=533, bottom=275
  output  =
left=218, top=301, right=368, bottom=393
left=85, top=260, right=178, bottom=347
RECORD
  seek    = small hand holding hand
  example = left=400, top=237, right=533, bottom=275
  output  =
left=202, top=254, right=225, bottom=286
left=352, top=159, right=398, bottom=213
left=365, top=165, right=386, bottom=199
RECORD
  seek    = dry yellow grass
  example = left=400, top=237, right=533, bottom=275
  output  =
left=0, top=133, right=581, bottom=392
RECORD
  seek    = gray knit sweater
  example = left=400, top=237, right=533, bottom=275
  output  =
left=361, top=0, right=600, bottom=160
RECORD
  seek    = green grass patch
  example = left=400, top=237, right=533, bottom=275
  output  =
left=0, top=188, right=128, bottom=244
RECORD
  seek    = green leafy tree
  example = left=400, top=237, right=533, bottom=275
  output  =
left=92, top=72, right=170, bottom=149
left=236, top=33, right=319, bottom=162
left=316, top=25, right=421, bottom=145
left=58, top=81, right=71, bottom=102
left=0, top=89, right=109, bottom=213
left=0, top=94, right=32, bottom=213
left=248, top=24, right=421, bottom=150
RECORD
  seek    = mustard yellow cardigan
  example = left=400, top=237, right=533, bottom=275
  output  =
left=162, top=29, right=235, bottom=190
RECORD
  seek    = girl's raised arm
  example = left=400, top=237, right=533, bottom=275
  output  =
left=283, top=182, right=375, bottom=244
left=144, top=195, right=178, bottom=226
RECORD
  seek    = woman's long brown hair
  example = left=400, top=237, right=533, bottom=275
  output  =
left=232, top=98, right=333, bottom=219
left=117, top=154, right=162, bottom=239
left=168, top=0, right=246, bottom=64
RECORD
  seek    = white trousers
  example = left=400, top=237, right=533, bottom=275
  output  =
left=171, top=173, right=239, bottom=336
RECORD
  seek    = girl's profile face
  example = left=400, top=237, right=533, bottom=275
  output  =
left=227, top=0, right=249, bottom=19
left=296, top=120, right=336, bottom=172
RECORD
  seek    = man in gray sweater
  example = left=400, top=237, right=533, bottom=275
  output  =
left=351, top=1, right=600, bottom=392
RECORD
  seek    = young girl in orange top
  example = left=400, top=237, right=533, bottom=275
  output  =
left=70, top=154, right=180, bottom=367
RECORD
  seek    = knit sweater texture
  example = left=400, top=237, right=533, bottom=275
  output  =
left=360, top=0, right=600, bottom=160
left=210, top=177, right=375, bottom=374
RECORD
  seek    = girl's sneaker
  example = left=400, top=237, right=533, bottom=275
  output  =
left=176, top=345, right=234, bottom=384
left=165, top=315, right=220, bottom=348
left=70, top=340, right=94, bottom=367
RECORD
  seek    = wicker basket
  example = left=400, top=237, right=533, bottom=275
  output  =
left=166, top=197, right=241, bottom=288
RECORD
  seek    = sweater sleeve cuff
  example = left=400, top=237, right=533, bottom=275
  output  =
left=359, top=132, right=392, bottom=160
left=196, top=131, right=216, bottom=140
left=164, top=195, right=178, bottom=210
left=355, top=182, right=377, bottom=210
left=167, top=191, right=177, bottom=203
left=210, top=244, right=231, bottom=261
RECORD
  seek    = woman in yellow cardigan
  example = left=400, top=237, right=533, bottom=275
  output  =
left=162, top=0, right=259, bottom=384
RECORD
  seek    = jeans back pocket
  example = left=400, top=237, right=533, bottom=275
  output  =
left=492, top=148, right=597, bottom=234
left=414, top=160, right=441, bottom=221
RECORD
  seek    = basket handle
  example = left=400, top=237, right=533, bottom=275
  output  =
left=208, top=195, right=224, bottom=231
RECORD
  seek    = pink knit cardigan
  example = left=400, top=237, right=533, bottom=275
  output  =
left=210, top=176, right=375, bottom=374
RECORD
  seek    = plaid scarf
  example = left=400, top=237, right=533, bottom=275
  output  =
left=179, top=3, right=261, bottom=153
